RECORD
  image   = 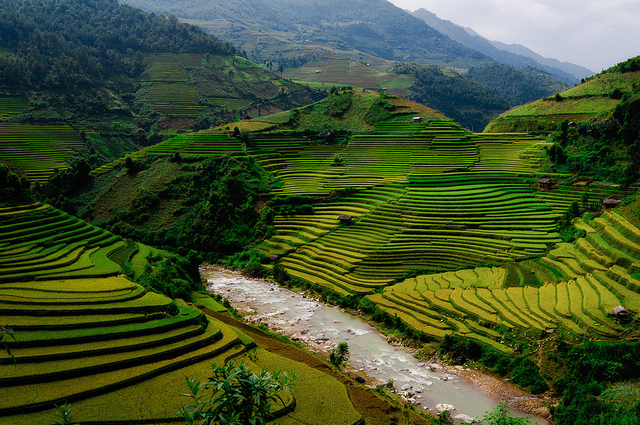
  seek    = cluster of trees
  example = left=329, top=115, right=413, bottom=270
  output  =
left=100, top=156, right=277, bottom=261
left=466, top=63, right=568, bottom=107
left=394, top=63, right=510, bottom=130
left=0, top=0, right=235, bottom=89
left=0, top=164, right=31, bottom=206
left=552, top=340, right=640, bottom=424
left=546, top=84, right=640, bottom=186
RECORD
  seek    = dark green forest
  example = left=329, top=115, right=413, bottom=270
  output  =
left=0, top=0, right=236, bottom=89
left=393, top=63, right=510, bottom=131
left=466, top=63, right=569, bottom=107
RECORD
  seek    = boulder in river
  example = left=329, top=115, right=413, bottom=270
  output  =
left=454, top=414, right=477, bottom=423
left=435, top=403, right=456, bottom=413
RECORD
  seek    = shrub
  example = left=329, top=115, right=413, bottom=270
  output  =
left=329, top=342, right=350, bottom=367
left=178, top=361, right=296, bottom=425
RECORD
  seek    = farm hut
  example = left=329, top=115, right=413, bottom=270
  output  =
left=603, top=196, right=622, bottom=209
left=244, top=114, right=252, bottom=120
left=413, top=116, right=422, bottom=123
left=338, top=214, right=353, bottom=225
left=538, top=178, right=553, bottom=190
left=613, top=305, right=630, bottom=319
left=269, top=254, right=280, bottom=263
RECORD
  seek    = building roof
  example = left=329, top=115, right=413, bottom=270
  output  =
left=613, top=305, right=630, bottom=316
left=603, top=195, right=622, bottom=205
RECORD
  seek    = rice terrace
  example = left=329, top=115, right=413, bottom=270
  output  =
left=2, top=0, right=640, bottom=424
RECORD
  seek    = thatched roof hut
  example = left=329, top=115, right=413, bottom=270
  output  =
left=603, top=196, right=622, bottom=209
left=269, top=254, right=280, bottom=263
left=338, top=214, right=353, bottom=225
left=613, top=305, right=630, bottom=318
left=537, top=178, right=553, bottom=190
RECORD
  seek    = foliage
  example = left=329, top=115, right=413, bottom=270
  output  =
left=329, top=342, right=350, bottom=367
left=323, top=92, right=353, bottom=117
left=35, top=158, right=92, bottom=214
left=551, top=340, right=640, bottom=424
left=441, top=335, right=548, bottom=394
left=0, top=0, right=235, bottom=90
left=482, top=403, right=533, bottom=425
left=545, top=116, right=638, bottom=186
left=226, top=250, right=269, bottom=279
left=394, top=63, right=510, bottom=130
left=137, top=250, right=203, bottom=302
left=364, top=93, right=395, bottom=124
left=0, top=164, right=31, bottom=206
left=101, top=156, right=276, bottom=259
left=178, top=361, right=295, bottom=425
left=466, top=63, right=568, bottom=107
left=272, top=262, right=291, bottom=286
left=50, top=403, right=74, bottom=425
left=605, top=56, right=640, bottom=74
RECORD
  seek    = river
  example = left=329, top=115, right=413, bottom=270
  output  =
left=202, top=267, right=548, bottom=424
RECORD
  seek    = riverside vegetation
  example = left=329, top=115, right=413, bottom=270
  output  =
left=2, top=0, right=640, bottom=423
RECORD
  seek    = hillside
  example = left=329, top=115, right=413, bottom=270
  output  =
left=0, top=0, right=324, bottom=182
left=486, top=56, right=640, bottom=134
left=123, top=0, right=488, bottom=68
left=411, top=8, right=593, bottom=83
left=121, top=0, right=571, bottom=130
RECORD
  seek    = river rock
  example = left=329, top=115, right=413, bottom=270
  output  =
left=435, top=403, right=456, bottom=413
left=454, top=414, right=477, bottom=423
left=429, top=363, right=443, bottom=372
left=401, top=384, right=413, bottom=391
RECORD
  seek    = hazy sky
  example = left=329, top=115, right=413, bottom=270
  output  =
left=389, top=0, right=640, bottom=73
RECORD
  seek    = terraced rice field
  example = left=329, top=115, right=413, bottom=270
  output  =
left=0, top=203, right=361, bottom=424
left=0, top=96, right=29, bottom=121
left=138, top=54, right=207, bottom=117
left=373, top=209, right=640, bottom=351
left=88, top=115, right=638, bottom=351
left=0, top=124, right=83, bottom=182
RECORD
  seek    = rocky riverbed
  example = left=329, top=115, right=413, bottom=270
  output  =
left=202, top=266, right=553, bottom=423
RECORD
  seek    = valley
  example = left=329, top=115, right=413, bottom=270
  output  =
left=2, top=0, right=640, bottom=424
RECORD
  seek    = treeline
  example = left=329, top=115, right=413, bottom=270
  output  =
left=394, top=63, right=510, bottom=131
left=545, top=86, right=640, bottom=186
left=0, top=0, right=235, bottom=89
left=466, top=63, right=568, bottom=107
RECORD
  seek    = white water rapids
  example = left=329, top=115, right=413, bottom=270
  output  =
left=202, top=268, right=547, bottom=424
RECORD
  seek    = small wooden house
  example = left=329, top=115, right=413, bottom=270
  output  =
left=338, top=214, right=353, bottom=225
left=538, top=178, right=553, bottom=190
left=244, top=114, right=252, bottom=120
left=269, top=254, right=280, bottom=263
left=613, top=305, right=630, bottom=319
left=603, top=196, right=622, bottom=209
left=413, top=116, right=422, bottom=123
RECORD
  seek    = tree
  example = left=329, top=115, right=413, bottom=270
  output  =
left=179, top=361, right=296, bottom=425
left=482, top=403, right=533, bottom=425
left=329, top=342, right=349, bottom=367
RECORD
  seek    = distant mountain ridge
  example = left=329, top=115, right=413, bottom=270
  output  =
left=411, top=8, right=594, bottom=84
left=122, top=0, right=491, bottom=68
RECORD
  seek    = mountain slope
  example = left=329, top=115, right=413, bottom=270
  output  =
left=0, top=0, right=324, bottom=181
left=412, top=8, right=593, bottom=83
left=123, top=0, right=490, bottom=68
